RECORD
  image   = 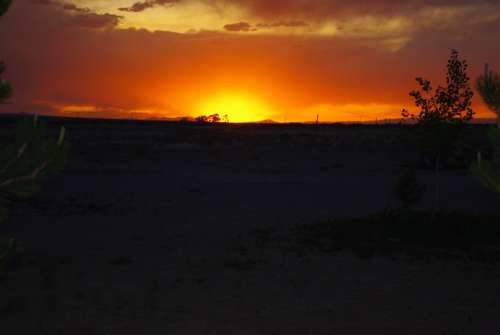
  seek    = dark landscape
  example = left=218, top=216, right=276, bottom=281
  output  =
left=1, top=115, right=500, bottom=334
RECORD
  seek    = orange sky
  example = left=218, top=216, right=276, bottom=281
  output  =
left=1, top=0, right=499, bottom=122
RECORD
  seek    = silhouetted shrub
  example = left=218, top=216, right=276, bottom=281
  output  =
left=471, top=127, right=500, bottom=196
left=0, top=116, right=67, bottom=275
left=269, top=210, right=500, bottom=262
left=0, top=116, right=67, bottom=205
left=395, top=168, right=424, bottom=209
left=196, top=114, right=221, bottom=123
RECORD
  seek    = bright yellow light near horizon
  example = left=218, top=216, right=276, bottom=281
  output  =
left=196, top=92, right=274, bottom=123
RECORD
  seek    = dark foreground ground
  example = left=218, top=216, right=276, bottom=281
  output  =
left=1, top=116, right=500, bottom=334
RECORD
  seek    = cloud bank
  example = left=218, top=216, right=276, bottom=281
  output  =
left=119, top=0, right=180, bottom=13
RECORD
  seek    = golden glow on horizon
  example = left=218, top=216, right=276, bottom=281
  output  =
left=196, top=92, right=275, bottom=123
left=58, top=104, right=97, bottom=113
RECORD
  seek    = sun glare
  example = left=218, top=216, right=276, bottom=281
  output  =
left=196, top=92, right=274, bottom=123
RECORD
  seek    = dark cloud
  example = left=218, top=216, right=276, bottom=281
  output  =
left=256, top=20, right=309, bottom=29
left=61, top=3, right=91, bottom=12
left=119, top=0, right=179, bottom=12
left=32, top=0, right=89, bottom=12
left=224, top=22, right=253, bottom=32
left=66, top=12, right=122, bottom=29
left=224, top=20, right=308, bottom=32
left=32, top=0, right=121, bottom=28
left=216, top=0, right=499, bottom=19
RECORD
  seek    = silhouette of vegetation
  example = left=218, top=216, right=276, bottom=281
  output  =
left=179, top=116, right=192, bottom=123
left=0, top=116, right=67, bottom=208
left=476, top=64, right=500, bottom=128
left=0, top=0, right=10, bottom=15
left=402, top=49, right=474, bottom=220
left=471, top=128, right=500, bottom=196
left=248, top=209, right=500, bottom=263
left=0, top=116, right=68, bottom=275
left=0, top=237, right=19, bottom=276
left=394, top=167, right=424, bottom=210
left=471, top=64, right=500, bottom=197
left=196, top=114, right=221, bottom=123
left=0, top=62, right=11, bottom=103
left=0, top=0, right=12, bottom=103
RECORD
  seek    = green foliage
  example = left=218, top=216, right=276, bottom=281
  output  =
left=476, top=64, right=500, bottom=129
left=395, top=168, right=424, bottom=209
left=0, top=62, right=11, bottom=103
left=0, top=115, right=68, bottom=211
left=0, top=0, right=11, bottom=17
left=0, top=116, right=66, bottom=276
left=471, top=128, right=500, bottom=196
left=0, top=0, right=12, bottom=103
left=476, top=65, right=500, bottom=114
left=402, top=49, right=475, bottom=160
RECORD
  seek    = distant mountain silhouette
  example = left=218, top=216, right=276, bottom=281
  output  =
left=258, top=119, right=278, bottom=124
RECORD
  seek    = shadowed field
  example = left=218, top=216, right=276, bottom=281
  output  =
left=1, top=116, right=500, bottom=334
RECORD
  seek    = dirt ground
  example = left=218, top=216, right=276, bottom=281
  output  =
left=1, top=117, right=500, bottom=334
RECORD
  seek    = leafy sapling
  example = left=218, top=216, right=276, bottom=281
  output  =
left=401, top=49, right=474, bottom=221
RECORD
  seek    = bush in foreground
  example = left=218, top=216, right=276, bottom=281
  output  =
left=0, top=116, right=67, bottom=277
left=471, top=127, right=500, bottom=196
left=247, top=209, right=500, bottom=263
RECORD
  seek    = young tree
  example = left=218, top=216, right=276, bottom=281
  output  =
left=470, top=64, right=500, bottom=199
left=476, top=64, right=500, bottom=129
left=0, top=0, right=12, bottom=103
left=402, top=49, right=474, bottom=220
left=471, top=128, right=500, bottom=197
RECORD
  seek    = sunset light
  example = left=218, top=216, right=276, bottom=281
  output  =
left=0, top=0, right=499, bottom=121
left=196, top=92, right=275, bottom=123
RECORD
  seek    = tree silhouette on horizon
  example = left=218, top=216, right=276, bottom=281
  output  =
left=402, top=49, right=474, bottom=222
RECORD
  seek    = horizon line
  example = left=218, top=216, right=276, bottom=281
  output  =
left=0, top=112, right=497, bottom=125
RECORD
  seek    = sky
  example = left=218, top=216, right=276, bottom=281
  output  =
left=1, top=0, right=500, bottom=122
